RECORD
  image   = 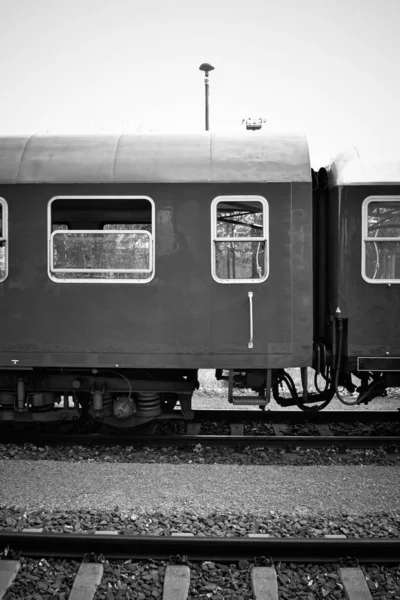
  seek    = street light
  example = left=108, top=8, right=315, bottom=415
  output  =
left=199, top=63, right=214, bottom=131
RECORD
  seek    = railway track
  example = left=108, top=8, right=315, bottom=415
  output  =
left=190, top=410, right=400, bottom=423
left=1, top=530, right=399, bottom=599
left=2, top=433, right=398, bottom=450
left=1, top=530, right=400, bottom=561
left=1, top=410, right=399, bottom=450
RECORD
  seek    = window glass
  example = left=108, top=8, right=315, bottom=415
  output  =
left=215, top=241, right=267, bottom=279
left=363, top=197, right=400, bottom=282
left=212, top=196, right=268, bottom=283
left=367, top=202, right=400, bottom=237
left=53, top=231, right=151, bottom=271
left=49, top=197, right=154, bottom=283
left=365, top=241, right=400, bottom=280
left=0, top=200, right=7, bottom=282
left=216, top=201, right=264, bottom=237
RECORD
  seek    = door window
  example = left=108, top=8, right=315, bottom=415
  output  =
left=362, top=196, right=400, bottom=283
left=211, top=196, right=268, bottom=283
left=0, top=198, right=8, bottom=282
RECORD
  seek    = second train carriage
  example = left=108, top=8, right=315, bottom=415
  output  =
left=0, top=133, right=314, bottom=426
left=313, top=146, right=400, bottom=406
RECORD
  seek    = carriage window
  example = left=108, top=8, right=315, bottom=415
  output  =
left=211, top=196, right=268, bottom=283
left=363, top=196, right=400, bottom=283
left=48, top=196, right=154, bottom=283
left=0, top=198, right=8, bottom=282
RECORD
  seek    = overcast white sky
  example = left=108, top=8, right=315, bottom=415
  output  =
left=0, top=0, right=399, bottom=165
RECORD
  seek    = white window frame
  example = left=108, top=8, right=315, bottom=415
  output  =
left=48, top=196, right=155, bottom=284
left=211, top=195, right=269, bottom=284
left=362, top=195, right=400, bottom=284
left=0, top=197, right=8, bottom=283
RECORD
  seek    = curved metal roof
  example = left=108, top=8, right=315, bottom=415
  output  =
left=328, top=144, right=400, bottom=188
left=0, top=133, right=310, bottom=184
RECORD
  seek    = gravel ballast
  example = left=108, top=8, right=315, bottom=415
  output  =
left=1, top=443, right=399, bottom=466
left=1, top=460, right=400, bottom=514
left=2, top=557, right=400, bottom=600
left=1, top=507, right=400, bottom=538
left=2, top=557, right=79, bottom=600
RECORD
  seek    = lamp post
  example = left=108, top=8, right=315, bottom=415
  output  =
left=199, top=63, right=214, bottom=131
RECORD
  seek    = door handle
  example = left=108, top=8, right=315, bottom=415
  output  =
left=248, top=291, right=253, bottom=349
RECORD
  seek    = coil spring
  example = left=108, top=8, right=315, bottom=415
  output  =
left=136, top=392, right=161, bottom=417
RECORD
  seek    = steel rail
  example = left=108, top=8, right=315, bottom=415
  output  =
left=0, top=432, right=399, bottom=448
left=1, top=410, right=399, bottom=430
left=192, top=410, right=400, bottom=423
left=1, top=532, right=399, bottom=563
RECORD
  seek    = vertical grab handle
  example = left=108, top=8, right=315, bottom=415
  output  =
left=248, top=291, right=254, bottom=349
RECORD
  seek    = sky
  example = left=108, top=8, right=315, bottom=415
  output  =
left=0, top=0, right=399, bottom=166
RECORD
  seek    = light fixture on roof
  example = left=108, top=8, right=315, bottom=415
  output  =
left=242, top=117, right=266, bottom=131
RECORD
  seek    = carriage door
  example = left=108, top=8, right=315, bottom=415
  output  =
left=210, top=195, right=270, bottom=363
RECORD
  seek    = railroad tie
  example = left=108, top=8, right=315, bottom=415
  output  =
left=230, top=423, right=244, bottom=436
left=0, top=560, right=21, bottom=600
left=162, top=565, right=190, bottom=600
left=272, top=424, right=287, bottom=437
left=315, top=424, right=333, bottom=436
left=339, top=567, right=373, bottom=600
left=186, top=422, right=201, bottom=435
left=68, top=563, right=104, bottom=600
left=251, top=566, right=279, bottom=600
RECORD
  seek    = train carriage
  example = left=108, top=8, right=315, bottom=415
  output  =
left=314, top=146, right=400, bottom=404
left=0, top=133, right=313, bottom=426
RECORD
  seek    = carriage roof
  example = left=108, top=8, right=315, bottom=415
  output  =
left=328, top=144, right=400, bottom=188
left=0, top=133, right=310, bottom=184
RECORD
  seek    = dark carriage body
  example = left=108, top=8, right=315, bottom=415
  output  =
left=314, top=146, right=400, bottom=396
left=0, top=133, right=312, bottom=370
left=0, top=133, right=313, bottom=423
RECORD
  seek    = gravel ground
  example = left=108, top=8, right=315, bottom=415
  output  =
left=1, top=443, right=399, bottom=466
left=1, top=461, right=400, bottom=514
left=94, top=560, right=166, bottom=600
left=363, top=564, right=400, bottom=599
left=275, top=563, right=346, bottom=600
